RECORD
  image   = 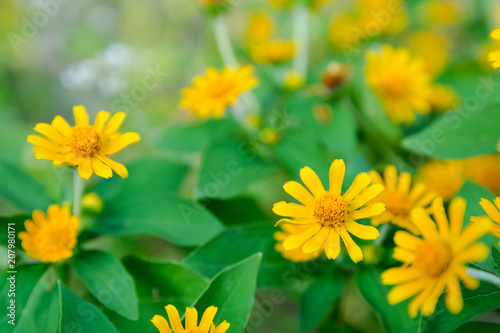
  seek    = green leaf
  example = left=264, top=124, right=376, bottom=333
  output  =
left=58, top=281, right=119, bottom=333
left=190, top=253, right=262, bottom=333
left=71, top=250, right=138, bottom=320
left=452, top=322, right=500, bottom=333
left=456, top=180, right=499, bottom=275
left=300, top=276, right=344, bottom=333
left=402, top=104, right=500, bottom=159
left=91, top=195, right=225, bottom=247
left=357, top=268, right=418, bottom=333
left=421, top=281, right=500, bottom=333
left=196, top=138, right=276, bottom=199
left=183, top=225, right=294, bottom=286
left=13, top=267, right=59, bottom=333
left=0, top=161, right=52, bottom=214
left=0, top=215, right=29, bottom=247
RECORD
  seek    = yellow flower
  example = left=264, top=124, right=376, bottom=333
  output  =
left=151, top=305, right=229, bottom=333
left=463, top=154, right=500, bottom=196
left=251, top=40, right=296, bottom=65
left=272, top=159, right=385, bottom=263
left=407, top=31, right=448, bottom=78
left=357, top=0, right=407, bottom=36
left=478, top=197, right=500, bottom=245
left=283, top=70, right=304, bottom=91
left=27, top=105, right=140, bottom=180
left=274, top=224, right=322, bottom=262
left=329, top=14, right=362, bottom=49
left=420, top=0, right=461, bottom=26
left=179, top=66, right=258, bottom=119
left=382, top=197, right=491, bottom=317
left=365, top=45, right=433, bottom=124
left=369, top=165, right=436, bottom=235
left=82, top=192, right=104, bottom=213
left=246, top=12, right=273, bottom=43
left=427, top=84, right=459, bottom=113
left=19, top=204, right=80, bottom=263
left=417, top=159, right=464, bottom=202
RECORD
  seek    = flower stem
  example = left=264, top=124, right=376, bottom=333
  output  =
left=212, top=16, right=238, bottom=67
left=292, top=4, right=309, bottom=77
left=374, top=223, right=391, bottom=246
left=72, top=169, right=84, bottom=218
left=466, top=267, right=500, bottom=288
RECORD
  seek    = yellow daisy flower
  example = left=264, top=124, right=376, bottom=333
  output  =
left=463, top=154, right=500, bottom=196
left=19, top=204, right=80, bottom=263
left=246, top=11, right=273, bottom=44
left=369, top=165, right=436, bottom=235
left=488, top=29, right=500, bottom=68
left=478, top=197, right=500, bottom=245
left=272, top=159, right=385, bottom=263
left=27, top=105, right=140, bottom=180
left=382, top=197, right=491, bottom=317
left=274, top=224, right=322, bottom=262
left=251, top=40, right=296, bottom=65
left=365, top=45, right=433, bottom=124
left=151, top=305, right=229, bottom=333
left=179, top=66, right=258, bottom=119
left=417, top=159, right=464, bottom=202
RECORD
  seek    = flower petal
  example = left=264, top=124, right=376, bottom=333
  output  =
left=283, top=181, right=316, bottom=207
left=325, top=229, right=340, bottom=259
left=344, top=220, right=380, bottom=240
left=449, top=197, right=466, bottom=237
left=185, top=307, right=198, bottom=331
left=300, top=166, right=326, bottom=198
left=104, top=111, right=126, bottom=136
left=91, top=157, right=113, bottom=179
left=73, top=105, right=89, bottom=127
left=199, top=306, right=218, bottom=332
left=411, top=207, right=438, bottom=239
left=101, top=132, right=141, bottom=155
left=165, top=305, right=184, bottom=333
left=343, top=173, right=371, bottom=202
left=51, top=116, right=72, bottom=137
left=34, top=123, right=68, bottom=145
left=479, top=198, right=500, bottom=223
left=302, top=226, right=329, bottom=254
left=272, top=201, right=314, bottom=218
left=459, top=217, right=491, bottom=250
left=381, top=267, right=422, bottom=285
left=282, top=223, right=322, bottom=250
left=77, top=157, right=93, bottom=180
left=350, top=184, right=385, bottom=210
left=93, top=111, right=111, bottom=132
left=431, top=197, right=449, bottom=238
left=445, top=275, right=463, bottom=314
left=387, top=279, right=427, bottom=305
left=151, top=315, right=172, bottom=333
left=97, top=154, right=129, bottom=179
left=351, top=202, right=385, bottom=220
left=329, top=159, right=345, bottom=195
left=338, top=226, right=363, bottom=263
left=393, top=230, right=422, bottom=251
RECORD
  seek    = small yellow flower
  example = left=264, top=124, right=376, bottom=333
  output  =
left=259, top=128, right=281, bottom=145
left=463, top=154, right=500, bottom=196
left=420, top=0, right=461, bottom=26
left=283, top=70, right=304, bottom=91
left=417, top=159, right=465, bottom=202
left=82, top=192, right=104, bottom=214
left=369, top=165, right=436, bottom=235
left=382, top=197, right=491, bottom=317
left=365, top=45, right=433, bottom=124
left=427, top=84, right=459, bottom=113
left=274, top=224, right=322, bottom=262
left=407, top=31, right=448, bottom=78
left=151, top=305, right=229, bottom=333
left=246, top=12, right=273, bottom=43
left=251, top=40, right=296, bottom=65
left=179, top=66, right=258, bottom=119
left=478, top=197, right=500, bottom=245
left=27, top=105, right=140, bottom=180
left=19, top=204, right=80, bottom=263
left=273, top=159, right=385, bottom=263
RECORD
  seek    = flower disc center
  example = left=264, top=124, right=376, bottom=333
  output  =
left=414, top=240, right=452, bottom=278
left=314, top=193, right=348, bottom=227
left=69, top=127, right=101, bottom=157
left=382, top=190, right=412, bottom=217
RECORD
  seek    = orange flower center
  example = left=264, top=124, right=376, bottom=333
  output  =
left=39, top=227, right=63, bottom=246
left=414, top=240, right=452, bottom=278
left=207, top=79, right=232, bottom=98
left=380, top=74, right=408, bottom=97
left=382, top=190, right=412, bottom=217
left=69, top=127, right=101, bottom=157
left=314, top=193, right=349, bottom=227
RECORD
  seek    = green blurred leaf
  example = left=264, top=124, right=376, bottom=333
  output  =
left=357, top=268, right=418, bottom=333
left=0, top=215, right=28, bottom=247
left=190, top=253, right=262, bottom=333
left=183, top=224, right=294, bottom=286
left=58, top=281, right=119, bottom=333
left=204, top=197, right=268, bottom=226
left=0, top=161, right=52, bottom=214
left=196, top=138, right=276, bottom=199
left=452, top=321, right=500, bottom=333
left=71, top=250, right=138, bottom=320
left=300, top=276, right=344, bottom=333
left=493, top=246, right=500, bottom=269
left=402, top=104, right=500, bottom=159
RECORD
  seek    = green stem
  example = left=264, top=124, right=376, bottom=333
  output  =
left=212, top=16, right=238, bottom=67
left=292, top=4, right=309, bottom=77
left=72, top=169, right=83, bottom=218
left=466, top=267, right=500, bottom=288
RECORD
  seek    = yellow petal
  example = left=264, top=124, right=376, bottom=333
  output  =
left=185, top=307, right=198, bottom=331
left=51, top=115, right=72, bottom=137
left=199, top=306, right=218, bottom=332
left=387, top=279, right=427, bottom=305
left=302, top=226, right=329, bottom=254
left=351, top=202, right=385, bottom=220
left=165, top=305, right=184, bottom=333
left=408, top=284, right=434, bottom=318
left=431, top=197, right=449, bottom=238
left=325, top=229, right=340, bottom=259
left=283, top=181, right=316, bottom=207
left=93, top=111, right=111, bottom=132
left=411, top=207, right=438, bottom=239
left=77, top=157, right=93, bottom=180
left=104, top=111, right=126, bottom=136
left=393, top=230, right=422, bottom=251
left=282, top=223, right=322, bottom=250
left=384, top=165, right=398, bottom=191
left=393, top=247, right=416, bottom=263
left=490, top=28, right=500, bottom=41
left=421, top=279, right=446, bottom=316
left=73, top=105, right=89, bottom=127
left=455, top=242, right=489, bottom=263
left=274, top=218, right=315, bottom=227
left=34, top=123, right=68, bottom=145
left=445, top=275, right=463, bottom=314
left=212, top=321, right=230, bottom=333
left=344, top=220, right=380, bottom=240
left=272, top=201, right=314, bottom=218
left=449, top=197, right=466, bottom=236
left=459, top=217, right=491, bottom=250
left=338, top=227, right=363, bottom=263
left=97, top=154, right=129, bottom=178
left=381, top=267, right=422, bottom=285
left=350, top=184, right=385, bottom=210
left=397, top=172, right=412, bottom=194
left=329, top=159, right=345, bottom=196
left=343, top=173, right=371, bottom=202
left=151, top=315, right=172, bottom=333
left=90, top=157, right=113, bottom=179
left=101, top=132, right=141, bottom=155
left=455, top=265, right=479, bottom=290
left=27, top=134, right=69, bottom=153
left=479, top=198, right=500, bottom=223
left=300, top=166, right=326, bottom=198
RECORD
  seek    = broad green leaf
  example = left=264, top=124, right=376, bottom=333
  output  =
left=13, top=266, right=59, bottom=333
left=58, top=281, right=119, bottom=333
left=0, top=215, right=28, bottom=247
left=71, top=250, right=138, bottom=320
left=456, top=181, right=499, bottom=275
left=204, top=197, right=268, bottom=226
left=493, top=246, right=500, bottom=269
left=90, top=195, right=225, bottom=247
left=452, top=322, right=500, bottom=333
left=183, top=225, right=294, bottom=286
left=357, top=268, right=418, bottom=333
left=190, top=253, right=262, bottom=333
left=300, top=276, right=344, bottom=333
left=421, top=281, right=500, bottom=333
left=0, top=161, right=52, bottom=214
left=196, top=138, right=276, bottom=199
left=402, top=104, right=500, bottom=159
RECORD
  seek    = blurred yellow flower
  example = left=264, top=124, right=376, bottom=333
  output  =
left=152, top=305, right=229, bottom=333
left=478, top=197, right=500, bottom=245
left=420, top=0, right=461, bottom=26
left=246, top=12, right=273, bottom=43
left=357, top=0, right=407, bottom=36
left=369, top=165, right=436, bottom=235
left=259, top=128, right=281, bottom=145
left=382, top=197, right=491, bottom=317
left=283, top=69, right=304, bottom=90
left=427, top=84, right=459, bottom=113
left=417, top=159, right=464, bottom=202
left=463, top=154, right=500, bottom=196
left=329, top=14, right=362, bottom=49
left=179, top=66, right=258, bottom=119
left=488, top=29, right=500, bottom=68
left=274, top=224, right=322, bottom=262
left=251, top=40, right=296, bottom=65
left=365, top=45, right=432, bottom=124
left=82, top=192, right=104, bottom=213
left=273, top=159, right=385, bottom=263
left=27, top=105, right=140, bottom=180
left=407, top=31, right=448, bottom=78
left=19, top=204, right=79, bottom=263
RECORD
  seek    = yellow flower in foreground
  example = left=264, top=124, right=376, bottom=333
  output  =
left=151, top=305, right=229, bottom=333
left=369, top=165, right=436, bottom=235
left=478, top=197, right=500, bottom=245
left=251, top=40, right=296, bottom=65
left=417, top=159, right=464, bottom=202
left=365, top=45, right=433, bottom=124
left=273, top=159, right=385, bottom=263
left=19, top=204, right=79, bottom=263
left=489, top=29, right=500, bottom=68
left=274, top=224, right=322, bottom=262
left=179, top=66, right=258, bottom=119
left=382, top=197, right=491, bottom=317
left=27, top=105, right=140, bottom=180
